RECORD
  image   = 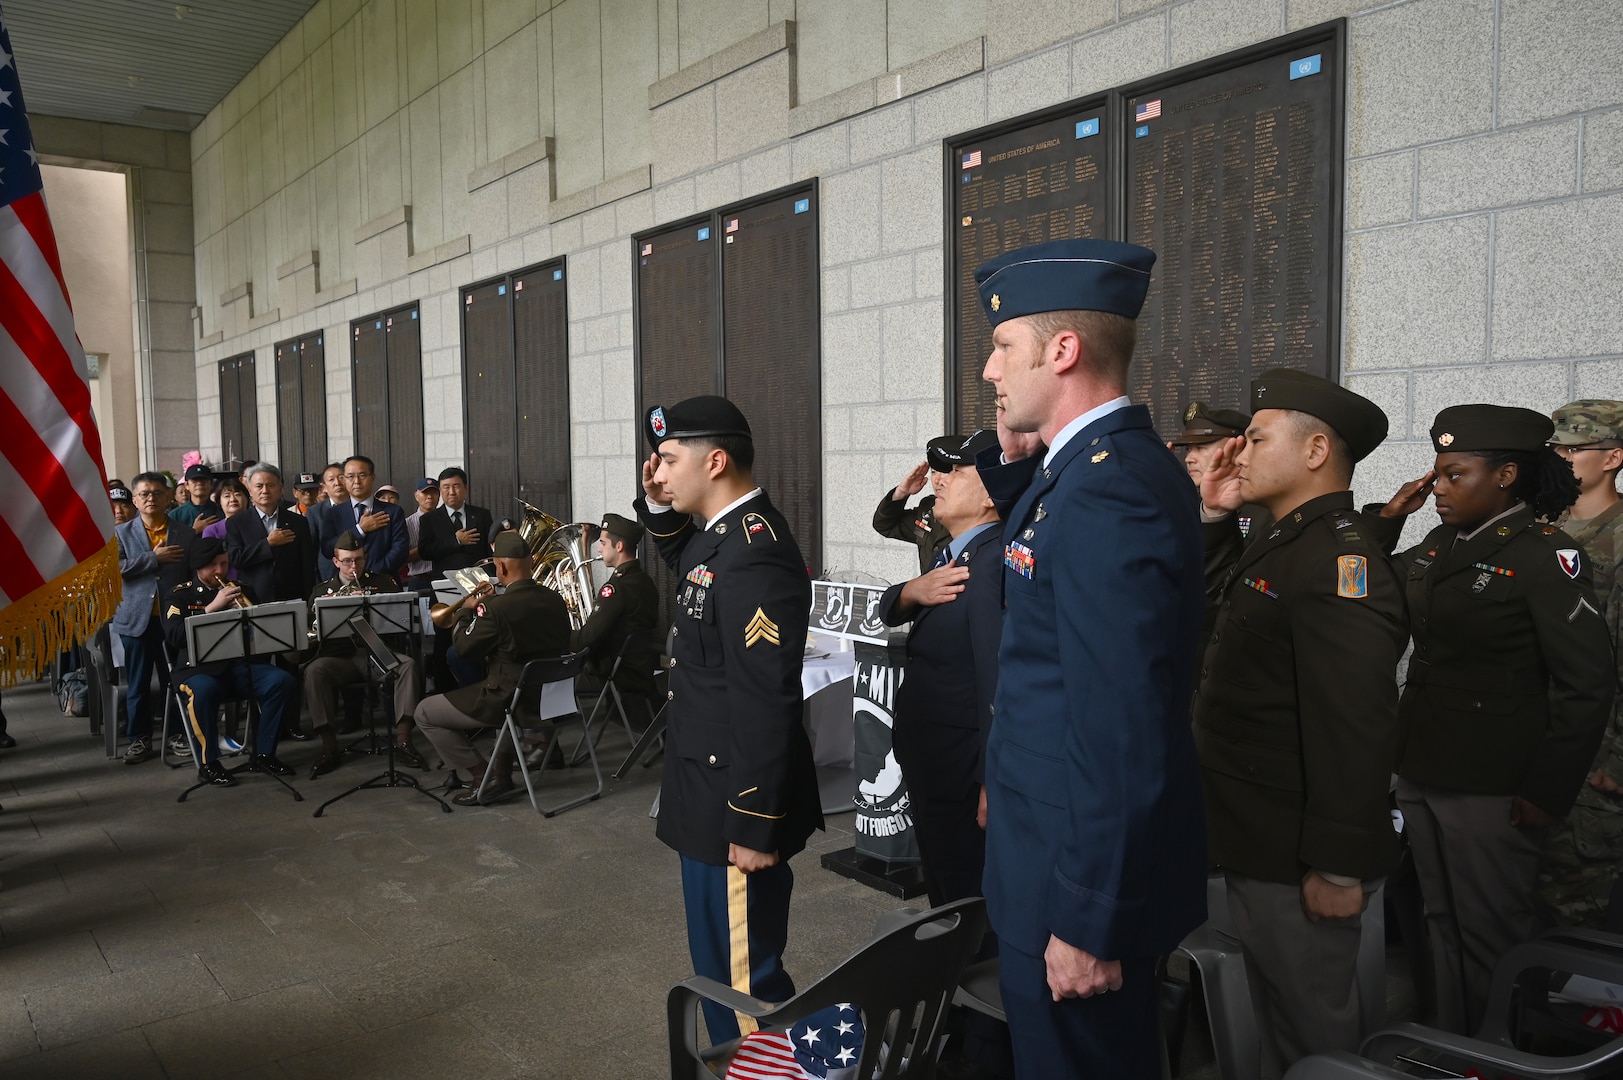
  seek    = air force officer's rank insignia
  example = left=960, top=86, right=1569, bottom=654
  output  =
left=1336, top=555, right=1368, bottom=599
left=744, top=608, right=780, bottom=647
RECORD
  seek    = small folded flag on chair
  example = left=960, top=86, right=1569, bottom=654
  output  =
left=724, top=1003, right=865, bottom=1079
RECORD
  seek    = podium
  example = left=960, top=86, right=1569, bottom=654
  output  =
left=176, top=601, right=308, bottom=803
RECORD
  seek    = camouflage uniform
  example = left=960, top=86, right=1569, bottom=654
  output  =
left=1538, top=401, right=1623, bottom=928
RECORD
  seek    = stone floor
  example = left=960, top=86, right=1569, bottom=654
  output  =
left=0, top=678, right=901, bottom=1079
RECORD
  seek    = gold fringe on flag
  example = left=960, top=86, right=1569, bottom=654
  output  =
left=0, top=537, right=123, bottom=691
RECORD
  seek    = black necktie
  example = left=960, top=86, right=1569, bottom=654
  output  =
left=452, top=510, right=463, bottom=532
left=355, top=502, right=366, bottom=523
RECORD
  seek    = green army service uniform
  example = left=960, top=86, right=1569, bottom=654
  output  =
left=872, top=492, right=949, bottom=574
left=570, top=557, right=660, bottom=698
left=302, top=571, right=421, bottom=731
left=412, top=578, right=571, bottom=774
left=1374, top=505, right=1615, bottom=1032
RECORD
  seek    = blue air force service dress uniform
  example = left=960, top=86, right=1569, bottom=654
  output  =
left=1194, top=370, right=1407, bottom=1075
left=1371, top=405, right=1616, bottom=1034
left=971, top=240, right=1209, bottom=1078
left=634, top=396, right=822, bottom=1046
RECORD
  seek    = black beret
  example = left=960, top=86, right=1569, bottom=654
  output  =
left=1430, top=404, right=1554, bottom=454
left=492, top=533, right=529, bottom=559
left=332, top=531, right=362, bottom=552
left=925, top=434, right=968, bottom=472
left=929, top=430, right=1000, bottom=471
left=1171, top=401, right=1252, bottom=447
left=975, top=239, right=1156, bottom=327
left=190, top=537, right=227, bottom=569
left=645, top=395, right=752, bottom=450
left=601, top=512, right=645, bottom=546
left=1250, top=369, right=1389, bottom=462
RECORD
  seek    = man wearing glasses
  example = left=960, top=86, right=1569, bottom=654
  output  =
left=316, top=455, right=408, bottom=578
left=1539, top=400, right=1623, bottom=929
left=111, top=472, right=196, bottom=763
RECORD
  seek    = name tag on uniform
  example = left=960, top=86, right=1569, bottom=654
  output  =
left=1004, top=541, right=1035, bottom=579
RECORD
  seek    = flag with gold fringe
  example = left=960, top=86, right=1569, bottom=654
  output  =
left=0, top=6, right=120, bottom=689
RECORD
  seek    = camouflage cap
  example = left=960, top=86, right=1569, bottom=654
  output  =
left=1549, top=400, right=1623, bottom=446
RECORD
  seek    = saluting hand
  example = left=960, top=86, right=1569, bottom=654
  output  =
left=641, top=452, right=671, bottom=507
left=894, top=461, right=930, bottom=500
left=1198, top=436, right=1246, bottom=514
left=899, top=563, right=969, bottom=611
left=996, top=409, right=1044, bottom=463
left=1380, top=470, right=1437, bottom=519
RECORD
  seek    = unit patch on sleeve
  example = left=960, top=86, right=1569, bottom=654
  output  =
left=1336, top=555, right=1368, bottom=599
left=599, top=584, right=615, bottom=600
left=1557, top=548, right=1582, bottom=579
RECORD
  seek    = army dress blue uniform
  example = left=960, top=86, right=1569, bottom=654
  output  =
left=971, top=239, right=1208, bottom=1078
left=636, top=400, right=821, bottom=1045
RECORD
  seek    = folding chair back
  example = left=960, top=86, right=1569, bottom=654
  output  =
left=668, top=898, right=988, bottom=1080
left=505, top=650, right=590, bottom=724
left=489, top=651, right=603, bottom=816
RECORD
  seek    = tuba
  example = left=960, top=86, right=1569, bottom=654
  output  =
left=514, top=500, right=605, bottom=629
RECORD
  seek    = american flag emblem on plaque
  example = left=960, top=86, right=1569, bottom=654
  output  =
left=961, top=149, right=981, bottom=170
left=1136, top=99, right=1162, bottom=120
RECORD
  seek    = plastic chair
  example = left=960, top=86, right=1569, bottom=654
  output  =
left=1355, top=937, right=1623, bottom=1078
left=668, top=898, right=988, bottom=1080
left=572, top=631, right=660, bottom=766
left=1282, top=1051, right=1410, bottom=1078
left=1175, top=873, right=1262, bottom=1080
left=476, top=650, right=599, bottom=817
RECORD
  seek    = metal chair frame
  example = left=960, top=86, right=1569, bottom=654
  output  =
left=477, top=650, right=601, bottom=817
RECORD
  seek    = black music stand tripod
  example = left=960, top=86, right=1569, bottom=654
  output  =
left=313, top=614, right=451, bottom=817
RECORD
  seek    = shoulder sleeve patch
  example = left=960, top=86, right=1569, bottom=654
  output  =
left=599, top=584, right=615, bottom=599
left=1557, top=548, right=1581, bottom=579
left=1336, top=554, right=1369, bottom=598
left=474, top=602, right=487, bottom=617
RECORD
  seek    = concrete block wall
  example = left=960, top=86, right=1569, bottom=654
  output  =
left=191, top=0, right=1623, bottom=579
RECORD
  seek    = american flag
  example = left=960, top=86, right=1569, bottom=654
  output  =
left=0, top=7, right=118, bottom=688
left=725, top=217, right=739, bottom=234
left=641, top=242, right=653, bottom=256
left=1136, top=99, right=1162, bottom=120
left=724, top=1003, right=865, bottom=1079
left=961, top=150, right=981, bottom=170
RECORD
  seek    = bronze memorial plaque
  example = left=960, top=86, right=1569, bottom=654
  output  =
left=1126, top=37, right=1341, bottom=438
left=951, top=103, right=1112, bottom=432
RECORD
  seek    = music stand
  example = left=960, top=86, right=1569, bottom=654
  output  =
left=314, top=594, right=421, bottom=757
left=313, top=613, right=452, bottom=817
left=176, top=602, right=309, bottom=804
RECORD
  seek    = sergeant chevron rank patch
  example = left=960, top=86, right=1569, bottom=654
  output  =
left=744, top=608, right=780, bottom=647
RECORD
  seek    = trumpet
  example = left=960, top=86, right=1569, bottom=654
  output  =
left=430, top=579, right=495, bottom=630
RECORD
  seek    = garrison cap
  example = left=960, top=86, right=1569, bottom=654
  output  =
left=1171, top=401, right=1252, bottom=447
left=1549, top=400, right=1623, bottom=446
left=190, top=537, right=227, bottom=569
left=600, top=512, right=645, bottom=546
left=332, top=531, right=362, bottom=552
left=974, top=239, right=1156, bottom=327
left=644, top=395, right=752, bottom=450
left=925, top=434, right=968, bottom=472
left=1430, top=404, right=1553, bottom=454
left=1251, top=368, right=1389, bottom=462
left=492, top=532, right=529, bottom=559
left=107, top=486, right=132, bottom=504
left=183, top=463, right=213, bottom=482
left=929, top=430, right=1000, bottom=470
left=294, top=472, right=321, bottom=489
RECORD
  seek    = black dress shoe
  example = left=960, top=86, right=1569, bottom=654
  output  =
left=252, top=754, right=295, bottom=776
left=309, top=752, right=343, bottom=779
left=281, top=726, right=313, bottom=742
left=393, top=742, right=427, bottom=770
left=202, top=762, right=236, bottom=786
left=0, top=733, right=16, bottom=749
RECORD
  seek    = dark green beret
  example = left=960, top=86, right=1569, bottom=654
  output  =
left=492, top=533, right=530, bottom=559
left=1250, top=368, right=1388, bottom=462
left=645, top=395, right=752, bottom=450
left=1431, top=404, right=1554, bottom=454
left=1171, top=401, right=1251, bottom=447
left=601, top=512, right=645, bottom=546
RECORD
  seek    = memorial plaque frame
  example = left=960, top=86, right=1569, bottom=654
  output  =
left=941, top=21, right=1346, bottom=439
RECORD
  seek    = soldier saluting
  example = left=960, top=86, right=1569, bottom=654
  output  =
left=635, top=395, right=822, bottom=1047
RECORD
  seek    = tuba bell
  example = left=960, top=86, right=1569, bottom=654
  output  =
left=514, top=500, right=605, bottom=629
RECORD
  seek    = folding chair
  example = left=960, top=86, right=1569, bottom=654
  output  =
left=476, top=650, right=600, bottom=817
left=668, top=899, right=988, bottom=1080
left=572, top=631, right=661, bottom=766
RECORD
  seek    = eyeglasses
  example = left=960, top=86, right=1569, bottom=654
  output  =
left=132, top=489, right=164, bottom=499
left=1552, top=444, right=1617, bottom=455
left=343, top=472, right=373, bottom=480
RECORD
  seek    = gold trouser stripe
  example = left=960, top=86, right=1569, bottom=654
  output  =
left=726, top=865, right=758, bottom=1036
left=178, top=683, right=211, bottom=763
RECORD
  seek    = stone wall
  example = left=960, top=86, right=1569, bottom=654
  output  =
left=191, top=0, right=1623, bottom=578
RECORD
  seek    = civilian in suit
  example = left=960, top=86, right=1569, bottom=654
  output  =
left=112, top=471, right=197, bottom=764
left=418, top=467, right=495, bottom=576
left=973, top=239, right=1208, bottom=1078
left=313, top=455, right=408, bottom=574
left=228, top=464, right=317, bottom=603
left=878, top=429, right=1004, bottom=908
